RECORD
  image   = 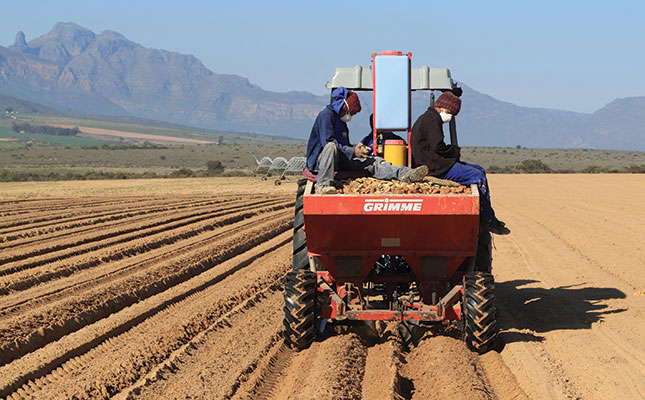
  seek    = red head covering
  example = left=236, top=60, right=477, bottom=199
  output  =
left=345, top=90, right=362, bottom=114
left=435, top=92, right=461, bottom=115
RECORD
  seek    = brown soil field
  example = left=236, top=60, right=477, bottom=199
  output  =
left=0, top=174, right=643, bottom=399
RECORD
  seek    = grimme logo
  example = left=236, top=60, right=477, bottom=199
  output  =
left=363, top=198, right=423, bottom=212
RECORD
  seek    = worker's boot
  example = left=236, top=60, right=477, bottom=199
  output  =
left=484, top=219, right=510, bottom=235
left=401, top=165, right=429, bottom=183
left=315, top=183, right=337, bottom=194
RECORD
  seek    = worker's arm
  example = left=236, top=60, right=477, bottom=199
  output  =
left=425, top=116, right=459, bottom=159
left=319, top=114, right=355, bottom=159
left=410, top=112, right=460, bottom=176
left=435, top=140, right=460, bottom=160
left=411, top=115, right=444, bottom=162
left=411, top=125, right=447, bottom=167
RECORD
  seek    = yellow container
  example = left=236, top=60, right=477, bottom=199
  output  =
left=383, top=139, right=407, bottom=166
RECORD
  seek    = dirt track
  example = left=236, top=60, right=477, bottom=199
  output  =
left=54, top=125, right=213, bottom=145
left=0, top=175, right=643, bottom=399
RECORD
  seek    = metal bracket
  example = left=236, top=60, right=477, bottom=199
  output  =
left=319, top=281, right=346, bottom=320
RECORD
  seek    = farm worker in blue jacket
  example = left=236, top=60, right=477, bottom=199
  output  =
left=411, top=92, right=509, bottom=235
left=306, top=87, right=428, bottom=194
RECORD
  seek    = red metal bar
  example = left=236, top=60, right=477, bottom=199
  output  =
left=304, top=193, right=478, bottom=215
left=372, top=52, right=377, bottom=156
left=345, top=308, right=461, bottom=322
left=407, top=130, right=412, bottom=167
left=317, top=273, right=465, bottom=322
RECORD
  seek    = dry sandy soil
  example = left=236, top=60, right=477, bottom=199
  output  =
left=0, top=174, right=643, bottom=399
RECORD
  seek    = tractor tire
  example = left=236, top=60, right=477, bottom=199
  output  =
left=283, top=269, right=317, bottom=350
left=462, top=272, right=498, bottom=353
left=292, top=179, right=309, bottom=271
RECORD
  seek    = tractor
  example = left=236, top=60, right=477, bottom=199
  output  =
left=283, top=51, right=497, bottom=353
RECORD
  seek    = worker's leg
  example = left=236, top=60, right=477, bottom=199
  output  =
left=343, top=156, right=414, bottom=180
left=366, top=157, right=411, bottom=180
left=465, top=163, right=496, bottom=205
left=441, top=162, right=497, bottom=223
left=314, top=142, right=339, bottom=186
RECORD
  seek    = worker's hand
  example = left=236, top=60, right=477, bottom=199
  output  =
left=354, top=143, right=371, bottom=158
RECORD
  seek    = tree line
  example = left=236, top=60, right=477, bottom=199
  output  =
left=12, top=122, right=80, bottom=136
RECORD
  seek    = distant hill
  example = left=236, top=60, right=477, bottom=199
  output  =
left=449, top=85, right=589, bottom=149
left=0, top=93, right=59, bottom=114
left=1, top=22, right=644, bottom=150
left=584, top=97, right=645, bottom=150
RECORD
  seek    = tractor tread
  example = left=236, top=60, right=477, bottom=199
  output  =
left=462, top=272, right=498, bottom=353
left=474, top=231, right=493, bottom=272
left=294, top=211, right=304, bottom=231
left=292, top=248, right=309, bottom=271
left=292, top=180, right=309, bottom=271
left=293, top=230, right=307, bottom=254
left=283, top=270, right=316, bottom=350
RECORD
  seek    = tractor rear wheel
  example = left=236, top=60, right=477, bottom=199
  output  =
left=474, top=230, right=493, bottom=272
left=292, top=179, right=309, bottom=271
left=462, top=272, right=498, bottom=353
left=283, top=269, right=316, bottom=350
left=283, top=179, right=317, bottom=350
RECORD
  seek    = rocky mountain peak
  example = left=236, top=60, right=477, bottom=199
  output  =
left=9, top=30, right=38, bottom=56
left=51, top=22, right=94, bottom=36
left=98, top=30, right=126, bottom=40
left=12, top=31, right=28, bottom=49
left=27, top=22, right=96, bottom=65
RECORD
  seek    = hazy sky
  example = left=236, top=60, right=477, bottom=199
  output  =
left=2, top=1, right=644, bottom=113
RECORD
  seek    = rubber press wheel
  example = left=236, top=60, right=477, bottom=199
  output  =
left=283, top=269, right=316, bottom=350
left=461, top=272, right=498, bottom=353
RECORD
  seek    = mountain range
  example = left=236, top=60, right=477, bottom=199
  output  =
left=1, top=22, right=643, bottom=151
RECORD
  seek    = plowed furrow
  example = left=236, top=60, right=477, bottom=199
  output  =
left=0, top=199, right=260, bottom=250
left=0, top=197, right=166, bottom=228
left=0, top=196, right=243, bottom=245
left=241, top=344, right=295, bottom=400
left=401, top=335, right=492, bottom=400
left=0, top=199, right=214, bottom=246
left=119, top=298, right=286, bottom=400
left=244, top=326, right=405, bottom=400
left=0, top=204, right=292, bottom=309
left=0, top=213, right=293, bottom=366
left=264, top=331, right=368, bottom=400
left=0, top=232, right=291, bottom=399
left=361, top=330, right=409, bottom=400
left=0, top=197, right=148, bottom=219
left=0, top=197, right=287, bottom=272
left=0, top=196, right=241, bottom=233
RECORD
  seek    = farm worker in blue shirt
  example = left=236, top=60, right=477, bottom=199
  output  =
left=359, top=113, right=406, bottom=153
left=306, top=87, right=428, bottom=194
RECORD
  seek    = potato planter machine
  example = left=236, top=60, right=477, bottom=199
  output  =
left=283, top=51, right=498, bottom=353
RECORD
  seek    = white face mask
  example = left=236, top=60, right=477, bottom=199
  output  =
left=340, top=99, right=352, bottom=122
left=440, top=112, right=453, bottom=123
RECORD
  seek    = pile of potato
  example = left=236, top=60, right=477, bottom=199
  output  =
left=338, top=176, right=471, bottom=195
